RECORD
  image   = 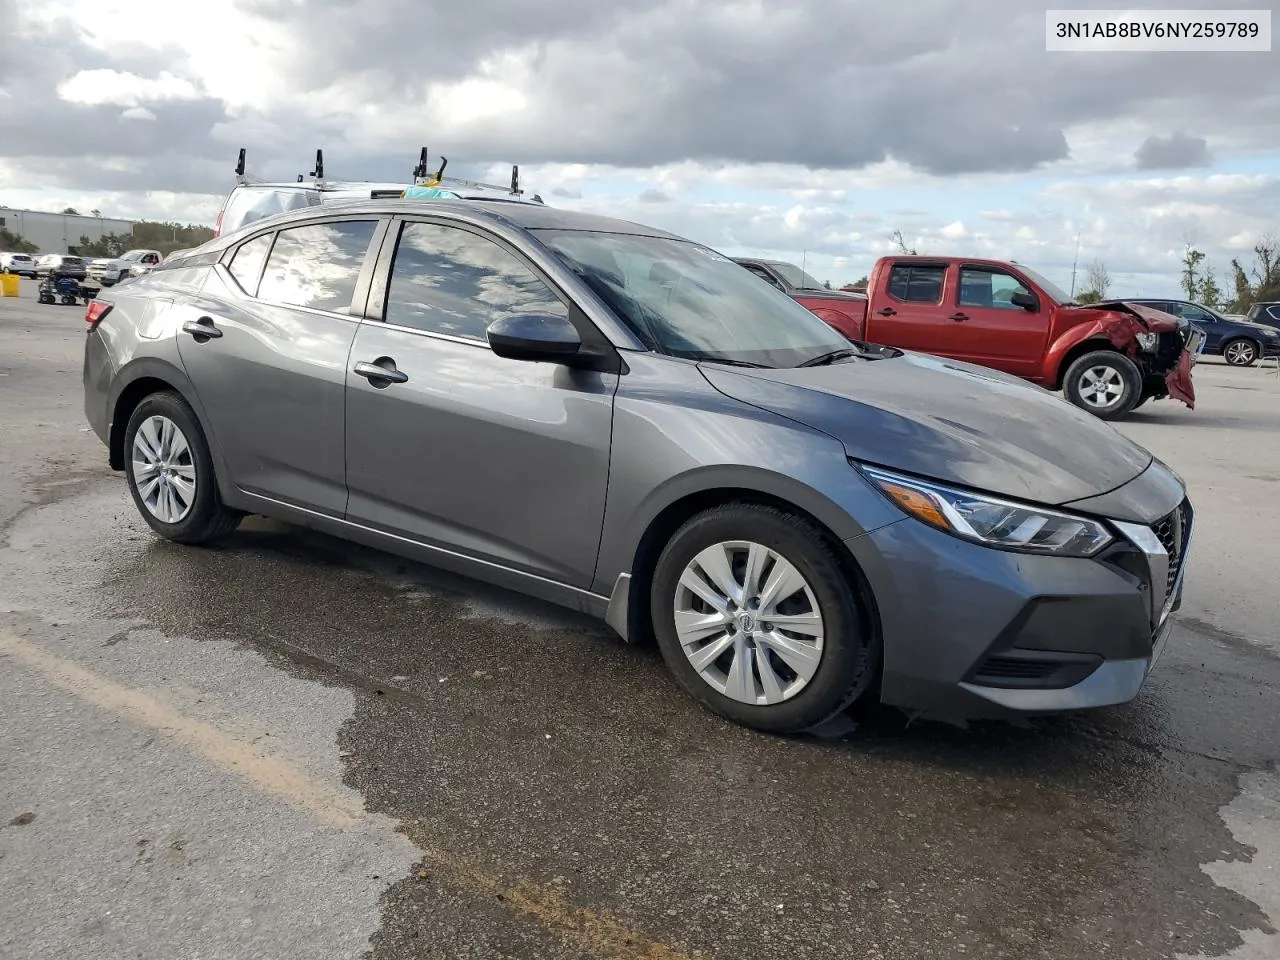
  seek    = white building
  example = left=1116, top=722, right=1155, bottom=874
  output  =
left=0, top=206, right=135, bottom=255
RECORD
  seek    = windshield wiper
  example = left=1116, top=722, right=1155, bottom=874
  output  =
left=697, top=356, right=770, bottom=368
left=798, top=347, right=862, bottom=367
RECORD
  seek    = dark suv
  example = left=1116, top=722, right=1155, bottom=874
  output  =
left=1245, top=302, right=1280, bottom=332
left=1118, top=298, right=1280, bottom=367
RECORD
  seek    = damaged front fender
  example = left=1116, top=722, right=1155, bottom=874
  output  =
left=1053, top=301, right=1197, bottom=410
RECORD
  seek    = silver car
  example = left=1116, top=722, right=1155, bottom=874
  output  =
left=83, top=200, right=1192, bottom=733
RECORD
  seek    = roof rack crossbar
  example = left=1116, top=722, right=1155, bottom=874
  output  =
left=232, top=145, right=525, bottom=196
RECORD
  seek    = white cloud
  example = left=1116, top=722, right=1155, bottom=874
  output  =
left=121, top=106, right=156, bottom=122
left=57, top=69, right=200, bottom=109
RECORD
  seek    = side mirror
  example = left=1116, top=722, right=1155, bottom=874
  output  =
left=1010, top=290, right=1038, bottom=311
left=486, top=312, right=582, bottom=363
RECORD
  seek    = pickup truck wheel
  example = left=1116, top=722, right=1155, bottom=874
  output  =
left=1063, top=350, right=1142, bottom=420
left=1223, top=338, right=1259, bottom=367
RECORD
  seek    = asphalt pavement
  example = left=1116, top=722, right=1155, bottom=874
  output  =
left=1, top=281, right=1277, bottom=960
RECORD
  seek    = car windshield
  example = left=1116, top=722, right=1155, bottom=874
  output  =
left=1016, top=265, right=1075, bottom=305
left=536, top=230, right=852, bottom=368
left=771, top=262, right=824, bottom=290
left=121, top=251, right=145, bottom=261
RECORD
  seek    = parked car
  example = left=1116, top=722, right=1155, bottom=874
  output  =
left=87, top=249, right=163, bottom=286
left=732, top=258, right=868, bottom=339
left=1100, top=298, right=1280, bottom=367
left=1245, top=301, right=1280, bottom=332
left=760, top=255, right=1200, bottom=421
left=35, top=254, right=87, bottom=280
left=83, top=200, right=1192, bottom=733
left=1, top=252, right=38, bottom=278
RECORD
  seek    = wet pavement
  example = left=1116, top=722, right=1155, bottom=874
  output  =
left=1, top=285, right=1278, bottom=960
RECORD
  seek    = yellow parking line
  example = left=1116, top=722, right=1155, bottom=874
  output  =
left=0, top=631, right=691, bottom=959
left=0, top=629, right=365, bottom=828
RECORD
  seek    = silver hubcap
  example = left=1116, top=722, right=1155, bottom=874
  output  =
left=131, top=415, right=196, bottom=524
left=673, top=541, right=825, bottom=706
left=1226, top=342, right=1255, bottom=364
left=1078, top=365, right=1125, bottom=408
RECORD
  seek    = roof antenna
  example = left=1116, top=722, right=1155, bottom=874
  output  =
left=235, top=148, right=246, bottom=176
left=310, top=149, right=324, bottom=180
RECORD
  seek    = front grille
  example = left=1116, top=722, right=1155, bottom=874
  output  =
left=1151, top=498, right=1192, bottom=599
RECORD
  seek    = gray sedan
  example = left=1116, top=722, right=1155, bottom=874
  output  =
left=82, top=199, right=1192, bottom=733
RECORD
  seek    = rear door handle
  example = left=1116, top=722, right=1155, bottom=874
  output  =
left=353, top=358, right=408, bottom=386
left=878, top=307, right=897, bottom=317
left=182, top=317, right=222, bottom=340
left=950, top=312, right=969, bottom=322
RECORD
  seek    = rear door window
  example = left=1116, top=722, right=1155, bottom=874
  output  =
left=256, top=220, right=379, bottom=313
left=887, top=264, right=945, bottom=303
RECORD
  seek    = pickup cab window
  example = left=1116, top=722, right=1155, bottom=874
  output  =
left=742, top=263, right=785, bottom=289
left=959, top=267, right=1034, bottom=310
left=887, top=264, right=945, bottom=303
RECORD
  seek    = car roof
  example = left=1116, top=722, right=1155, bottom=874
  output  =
left=203, top=198, right=688, bottom=254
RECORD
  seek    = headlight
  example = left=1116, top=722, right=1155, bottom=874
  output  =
left=859, top=465, right=1113, bottom=557
left=1136, top=331, right=1159, bottom=350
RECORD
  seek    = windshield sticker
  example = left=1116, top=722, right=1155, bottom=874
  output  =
left=693, top=247, right=732, bottom=263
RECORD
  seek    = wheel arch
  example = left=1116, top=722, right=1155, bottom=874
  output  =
left=608, top=483, right=882, bottom=655
left=1051, top=338, right=1125, bottom=391
left=107, top=359, right=207, bottom=471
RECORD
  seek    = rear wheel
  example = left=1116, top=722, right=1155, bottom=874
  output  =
left=1063, top=350, right=1143, bottom=420
left=124, top=391, right=241, bottom=545
left=650, top=503, right=878, bottom=734
left=1223, top=338, right=1259, bottom=367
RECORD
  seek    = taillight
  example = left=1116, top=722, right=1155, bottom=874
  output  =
left=85, top=300, right=112, bottom=328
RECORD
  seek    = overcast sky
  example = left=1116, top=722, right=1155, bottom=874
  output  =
left=1, top=0, right=1276, bottom=295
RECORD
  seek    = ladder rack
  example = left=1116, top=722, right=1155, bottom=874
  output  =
left=234, top=146, right=524, bottom=196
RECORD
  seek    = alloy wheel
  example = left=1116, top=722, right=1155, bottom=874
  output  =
left=1077, top=365, right=1125, bottom=409
left=131, top=415, right=197, bottom=524
left=1225, top=341, right=1256, bottom=365
left=673, top=540, right=825, bottom=705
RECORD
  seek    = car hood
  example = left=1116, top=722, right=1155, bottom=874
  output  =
left=700, top=351, right=1153, bottom=506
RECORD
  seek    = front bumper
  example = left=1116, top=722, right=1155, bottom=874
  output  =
left=846, top=484, right=1191, bottom=719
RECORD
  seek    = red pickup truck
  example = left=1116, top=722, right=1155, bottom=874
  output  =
left=745, top=255, right=1200, bottom=421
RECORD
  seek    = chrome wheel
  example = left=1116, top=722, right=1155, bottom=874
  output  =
left=673, top=540, right=825, bottom=706
left=131, top=415, right=196, bottom=524
left=1225, top=340, right=1257, bottom=365
left=1077, top=365, right=1125, bottom=409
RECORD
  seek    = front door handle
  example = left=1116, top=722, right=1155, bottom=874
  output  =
left=878, top=307, right=897, bottom=317
left=950, top=312, right=969, bottom=322
left=182, top=317, right=222, bottom=340
left=353, top=358, right=408, bottom=386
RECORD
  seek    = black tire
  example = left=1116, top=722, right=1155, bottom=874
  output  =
left=1062, top=350, right=1143, bottom=420
left=123, top=390, right=241, bottom=545
left=650, top=503, right=878, bottom=734
left=1222, top=338, right=1259, bottom=367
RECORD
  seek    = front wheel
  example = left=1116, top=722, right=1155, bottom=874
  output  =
left=1223, top=338, right=1259, bottom=367
left=1062, top=350, right=1143, bottom=420
left=124, top=391, right=241, bottom=545
left=650, top=503, right=878, bottom=734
